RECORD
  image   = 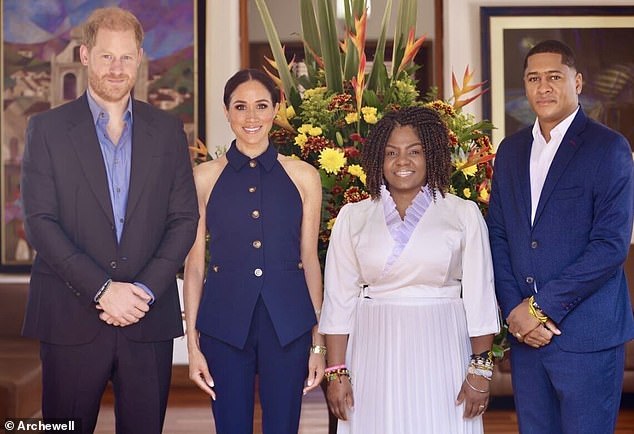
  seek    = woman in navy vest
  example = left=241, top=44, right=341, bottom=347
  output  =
left=183, top=69, right=326, bottom=433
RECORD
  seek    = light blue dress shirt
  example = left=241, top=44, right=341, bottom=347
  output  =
left=87, top=90, right=154, bottom=303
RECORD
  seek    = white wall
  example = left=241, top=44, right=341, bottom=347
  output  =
left=444, top=0, right=634, bottom=120
left=205, top=1, right=241, bottom=153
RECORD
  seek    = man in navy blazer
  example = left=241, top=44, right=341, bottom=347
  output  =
left=20, top=7, right=198, bottom=433
left=487, top=40, right=634, bottom=433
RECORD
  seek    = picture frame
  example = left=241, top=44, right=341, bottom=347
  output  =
left=0, top=0, right=202, bottom=271
left=480, top=6, right=634, bottom=148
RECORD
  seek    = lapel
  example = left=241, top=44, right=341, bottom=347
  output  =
left=68, top=94, right=114, bottom=224
left=533, top=108, right=587, bottom=226
left=516, top=130, right=533, bottom=229
left=125, top=99, right=155, bottom=221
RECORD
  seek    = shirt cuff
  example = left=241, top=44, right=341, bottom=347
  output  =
left=134, top=282, right=155, bottom=305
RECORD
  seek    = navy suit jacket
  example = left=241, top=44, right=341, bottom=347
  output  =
left=21, top=93, right=198, bottom=345
left=487, top=107, right=634, bottom=352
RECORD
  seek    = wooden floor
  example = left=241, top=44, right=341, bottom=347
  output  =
left=95, top=386, right=634, bottom=433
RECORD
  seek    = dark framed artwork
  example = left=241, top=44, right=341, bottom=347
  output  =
left=0, top=0, right=201, bottom=270
left=480, top=6, right=634, bottom=148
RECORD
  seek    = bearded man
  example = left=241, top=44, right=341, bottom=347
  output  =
left=21, top=7, right=198, bottom=433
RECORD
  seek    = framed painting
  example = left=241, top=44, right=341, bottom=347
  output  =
left=480, top=6, right=634, bottom=149
left=0, top=0, right=201, bottom=270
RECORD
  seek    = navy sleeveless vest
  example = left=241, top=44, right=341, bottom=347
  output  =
left=196, top=142, right=316, bottom=348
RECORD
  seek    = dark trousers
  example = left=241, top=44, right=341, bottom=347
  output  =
left=200, top=297, right=311, bottom=434
left=511, top=341, right=625, bottom=434
left=40, top=327, right=173, bottom=434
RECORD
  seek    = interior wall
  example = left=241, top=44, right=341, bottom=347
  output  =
left=444, top=0, right=634, bottom=119
left=206, top=1, right=241, bottom=151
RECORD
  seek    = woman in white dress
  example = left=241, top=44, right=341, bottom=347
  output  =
left=319, top=106, right=500, bottom=434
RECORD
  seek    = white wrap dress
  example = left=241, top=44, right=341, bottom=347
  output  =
left=319, top=189, right=500, bottom=434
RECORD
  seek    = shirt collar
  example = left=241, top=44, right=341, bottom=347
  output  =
left=86, top=89, right=133, bottom=126
left=531, top=105, right=579, bottom=143
left=226, top=140, right=278, bottom=172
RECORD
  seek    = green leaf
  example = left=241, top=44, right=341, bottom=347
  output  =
left=316, top=0, right=343, bottom=92
left=300, top=0, right=322, bottom=70
left=391, top=0, right=417, bottom=80
left=320, top=171, right=336, bottom=189
left=254, top=0, right=297, bottom=98
left=343, top=39, right=359, bottom=81
left=352, top=0, right=366, bottom=17
left=343, top=0, right=354, bottom=30
left=363, top=89, right=380, bottom=108
left=367, top=0, right=392, bottom=93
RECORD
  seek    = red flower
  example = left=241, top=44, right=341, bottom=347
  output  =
left=344, top=146, right=361, bottom=158
left=344, top=186, right=370, bottom=204
left=349, top=133, right=366, bottom=144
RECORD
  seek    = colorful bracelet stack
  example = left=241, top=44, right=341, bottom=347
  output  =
left=325, top=365, right=351, bottom=383
left=528, top=295, right=549, bottom=324
left=468, top=350, right=494, bottom=381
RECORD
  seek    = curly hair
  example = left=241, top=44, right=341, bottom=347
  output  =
left=361, top=106, right=451, bottom=200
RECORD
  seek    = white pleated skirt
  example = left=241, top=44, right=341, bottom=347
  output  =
left=337, top=296, right=484, bottom=434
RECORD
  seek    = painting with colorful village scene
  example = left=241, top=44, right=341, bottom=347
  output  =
left=1, top=0, right=198, bottom=269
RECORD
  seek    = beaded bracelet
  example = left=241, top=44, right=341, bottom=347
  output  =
left=325, top=368, right=351, bottom=383
left=470, top=351, right=494, bottom=370
left=468, top=365, right=493, bottom=380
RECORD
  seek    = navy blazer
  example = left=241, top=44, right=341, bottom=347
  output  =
left=487, top=107, right=634, bottom=352
left=21, top=93, right=198, bottom=345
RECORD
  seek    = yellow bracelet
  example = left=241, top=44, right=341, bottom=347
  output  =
left=310, top=345, right=327, bottom=356
left=528, top=296, right=549, bottom=324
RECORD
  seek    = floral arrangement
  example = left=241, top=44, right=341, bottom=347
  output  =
left=253, top=0, right=495, bottom=258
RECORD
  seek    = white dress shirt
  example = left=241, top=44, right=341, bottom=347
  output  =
left=530, top=107, right=579, bottom=224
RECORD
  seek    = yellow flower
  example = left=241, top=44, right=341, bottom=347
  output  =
left=327, top=217, right=337, bottom=230
left=308, top=126, right=322, bottom=136
left=361, top=106, right=378, bottom=124
left=286, top=105, right=296, bottom=119
left=361, top=106, right=377, bottom=116
left=461, top=165, right=478, bottom=177
left=455, top=156, right=478, bottom=178
left=297, top=124, right=322, bottom=137
left=295, top=133, right=308, bottom=148
left=364, top=113, right=378, bottom=124
left=289, top=154, right=300, bottom=160
left=345, top=112, right=359, bottom=124
left=463, top=188, right=472, bottom=198
left=318, top=148, right=347, bottom=175
left=479, top=188, right=490, bottom=202
left=298, top=124, right=313, bottom=134
left=449, top=185, right=457, bottom=195
left=347, top=164, right=367, bottom=185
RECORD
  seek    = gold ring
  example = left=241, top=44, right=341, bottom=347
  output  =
left=478, top=404, right=485, bottom=409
